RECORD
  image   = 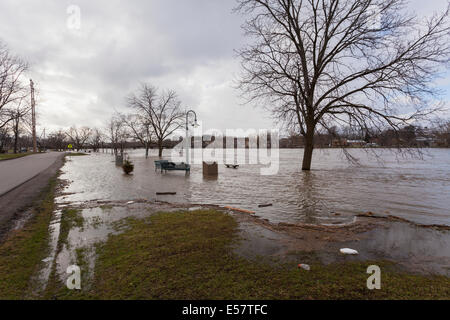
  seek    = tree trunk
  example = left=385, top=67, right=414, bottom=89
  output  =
left=302, top=127, right=315, bottom=171
left=145, top=145, right=149, bottom=158
left=13, top=133, right=18, bottom=154
left=13, top=119, right=19, bottom=154
left=158, top=144, right=163, bottom=157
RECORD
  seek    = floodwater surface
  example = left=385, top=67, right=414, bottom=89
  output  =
left=59, top=148, right=450, bottom=226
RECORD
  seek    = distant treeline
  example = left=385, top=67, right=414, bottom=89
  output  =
left=279, top=123, right=450, bottom=149
left=2, top=122, right=449, bottom=154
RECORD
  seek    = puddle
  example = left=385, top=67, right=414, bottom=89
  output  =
left=233, top=213, right=450, bottom=276
left=43, top=202, right=187, bottom=287
left=332, top=221, right=450, bottom=275
left=34, top=210, right=62, bottom=293
left=234, top=222, right=291, bottom=258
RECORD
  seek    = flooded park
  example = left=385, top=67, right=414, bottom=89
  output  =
left=2, top=0, right=450, bottom=305
left=60, top=148, right=450, bottom=226
left=34, top=147, right=450, bottom=295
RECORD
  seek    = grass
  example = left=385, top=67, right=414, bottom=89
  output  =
left=49, top=209, right=450, bottom=300
left=0, top=152, right=34, bottom=161
left=58, top=208, right=83, bottom=249
left=0, top=177, right=58, bottom=299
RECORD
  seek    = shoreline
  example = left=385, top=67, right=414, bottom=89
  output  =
left=39, top=197, right=450, bottom=299
left=1, top=182, right=449, bottom=299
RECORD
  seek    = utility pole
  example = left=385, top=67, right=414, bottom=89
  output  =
left=30, top=79, right=37, bottom=153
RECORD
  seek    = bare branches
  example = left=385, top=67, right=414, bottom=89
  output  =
left=105, top=115, right=127, bottom=156
left=90, top=128, right=104, bottom=152
left=127, top=84, right=184, bottom=156
left=236, top=0, right=450, bottom=170
left=0, top=41, right=29, bottom=130
left=66, top=126, right=93, bottom=151
left=122, top=113, right=154, bottom=157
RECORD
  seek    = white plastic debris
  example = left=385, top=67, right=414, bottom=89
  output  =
left=340, top=248, right=359, bottom=255
left=126, top=201, right=134, bottom=204
left=298, top=264, right=311, bottom=271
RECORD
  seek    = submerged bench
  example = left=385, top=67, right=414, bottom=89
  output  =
left=154, top=160, right=169, bottom=171
left=155, top=160, right=190, bottom=173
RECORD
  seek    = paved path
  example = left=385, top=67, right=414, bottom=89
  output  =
left=0, top=152, right=63, bottom=196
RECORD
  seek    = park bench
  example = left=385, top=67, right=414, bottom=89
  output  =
left=154, top=160, right=169, bottom=171
left=155, top=160, right=190, bottom=173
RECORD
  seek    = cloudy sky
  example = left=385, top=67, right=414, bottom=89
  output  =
left=0, top=0, right=449, bottom=136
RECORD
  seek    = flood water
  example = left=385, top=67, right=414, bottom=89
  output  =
left=60, top=148, right=450, bottom=227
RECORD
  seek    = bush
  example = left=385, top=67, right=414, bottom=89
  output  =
left=122, top=160, right=134, bottom=174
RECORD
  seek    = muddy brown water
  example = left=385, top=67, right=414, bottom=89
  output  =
left=60, top=148, right=450, bottom=226
left=37, top=148, right=449, bottom=284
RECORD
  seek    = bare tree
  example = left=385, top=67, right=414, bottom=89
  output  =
left=66, top=126, right=92, bottom=151
left=236, top=0, right=450, bottom=170
left=106, top=115, right=128, bottom=156
left=47, top=130, right=67, bottom=151
left=0, top=41, right=28, bottom=130
left=0, top=126, right=11, bottom=153
left=123, top=113, right=154, bottom=158
left=10, top=97, right=31, bottom=153
left=90, top=128, right=104, bottom=152
left=127, top=84, right=184, bottom=157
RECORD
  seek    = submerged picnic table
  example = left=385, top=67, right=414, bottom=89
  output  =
left=155, top=160, right=190, bottom=173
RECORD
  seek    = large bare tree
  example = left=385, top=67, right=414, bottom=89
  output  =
left=127, top=84, right=184, bottom=157
left=0, top=41, right=28, bottom=131
left=236, top=0, right=450, bottom=170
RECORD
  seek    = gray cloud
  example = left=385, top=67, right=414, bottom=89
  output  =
left=0, top=0, right=448, bottom=135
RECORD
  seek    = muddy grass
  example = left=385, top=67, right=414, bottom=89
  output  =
left=0, top=152, right=34, bottom=161
left=44, top=209, right=450, bottom=300
left=0, top=177, right=58, bottom=299
left=58, top=208, right=84, bottom=248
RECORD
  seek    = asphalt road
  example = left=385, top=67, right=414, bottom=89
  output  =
left=0, top=152, right=63, bottom=196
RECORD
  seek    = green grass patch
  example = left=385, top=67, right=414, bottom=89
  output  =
left=0, top=177, right=58, bottom=299
left=58, top=208, right=83, bottom=249
left=51, top=210, right=450, bottom=300
left=99, top=205, right=113, bottom=211
left=0, top=152, right=34, bottom=161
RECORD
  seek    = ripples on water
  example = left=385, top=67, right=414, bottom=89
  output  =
left=59, top=148, right=450, bottom=226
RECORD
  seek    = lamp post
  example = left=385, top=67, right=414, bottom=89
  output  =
left=185, top=110, right=198, bottom=165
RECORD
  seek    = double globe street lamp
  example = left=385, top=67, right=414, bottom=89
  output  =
left=185, top=110, right=199, bottom=165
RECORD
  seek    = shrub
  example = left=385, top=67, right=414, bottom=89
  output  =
left=122, top=160, right=134, bottom=174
